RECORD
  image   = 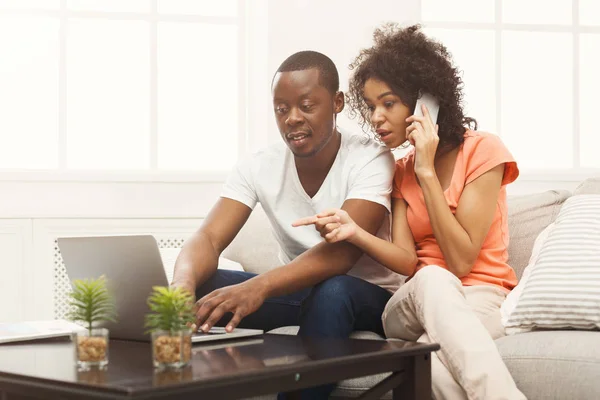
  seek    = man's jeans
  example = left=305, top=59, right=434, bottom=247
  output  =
left=195, top=270, right=392, bottom=399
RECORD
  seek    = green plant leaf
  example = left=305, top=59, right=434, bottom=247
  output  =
left=144, top=286, right=195, bottom=334
left=67, top=275, right=118, bottom=333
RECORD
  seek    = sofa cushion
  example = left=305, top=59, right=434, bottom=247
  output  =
left=505, top=195, right=600, bottom=334
left=574, top=176, right=600, bottom=195
left=507, top=190, right=571, bottom=279
left=500, top=223, right=555, bottom=326
left=222, top=204, right=280, bottom=274
left=496, top=331, right=600, bottom=400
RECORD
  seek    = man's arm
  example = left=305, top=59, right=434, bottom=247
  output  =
left=171, top=197, right=252, bottom=296
left=261, top=198, right=386, bottom=297
left=195, top=198, right=387, bottom=331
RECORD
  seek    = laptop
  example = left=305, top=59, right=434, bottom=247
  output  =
left=57, top=235, right=263, bottom=343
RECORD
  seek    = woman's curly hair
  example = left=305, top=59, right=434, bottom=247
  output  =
left=347, top=23, right=476, bottom=152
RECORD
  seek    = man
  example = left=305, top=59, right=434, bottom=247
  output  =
left=171, top=51, right=399, bottom=398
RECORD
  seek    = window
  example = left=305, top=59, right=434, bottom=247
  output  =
left=421, top=0, right=600, bottom=171
left=0, top=0, right=243, bottom=174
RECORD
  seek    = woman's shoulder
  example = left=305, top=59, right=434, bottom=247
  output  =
left=463, top=129, right=504, bottom=146
left=395, top=148, right=416, bottom=169
left=461, top=130, right=519, bottom=186
left=462, top=130, right=510, bottom=153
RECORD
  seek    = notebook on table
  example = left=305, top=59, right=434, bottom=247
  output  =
left=0, top=320, right=84, bottom=344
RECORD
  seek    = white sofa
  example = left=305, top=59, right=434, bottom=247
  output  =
left=211, top=178, right=600, bottom=399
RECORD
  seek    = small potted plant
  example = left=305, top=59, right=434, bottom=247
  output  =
left=68, top=275, right=117, bottom=369
left=145, top=286, right=195, bottom=369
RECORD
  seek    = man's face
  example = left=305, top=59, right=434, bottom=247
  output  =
left=272, top=68, right=340, bottom=158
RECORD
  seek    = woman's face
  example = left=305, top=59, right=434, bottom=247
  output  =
left=363, top=78, right=412, bottom=148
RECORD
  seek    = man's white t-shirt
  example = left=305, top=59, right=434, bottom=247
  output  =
left=221, top=131, right=402, bottom=293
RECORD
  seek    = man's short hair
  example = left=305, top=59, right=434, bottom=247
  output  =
left=275, top=51, right=340, bottom=94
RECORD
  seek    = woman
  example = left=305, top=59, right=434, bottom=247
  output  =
left=294, top=24, right=526, bottom=399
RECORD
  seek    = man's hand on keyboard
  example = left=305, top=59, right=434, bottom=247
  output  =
left=194, top=279, right=267, bottom=333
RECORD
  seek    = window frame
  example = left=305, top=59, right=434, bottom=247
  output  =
left=0, top=0, right=248, bottom=182
left=419, top=0, right=600, bottom=179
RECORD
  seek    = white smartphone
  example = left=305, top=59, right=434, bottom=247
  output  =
left=414, top=92, right=440, bottom=124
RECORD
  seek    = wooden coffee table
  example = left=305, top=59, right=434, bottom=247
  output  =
left=0, top=334, right=439, bottom=400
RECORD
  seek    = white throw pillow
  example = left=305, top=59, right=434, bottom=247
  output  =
left=501, top=222, right=555, bottom=327
left=505, top=195, right=600, bottom=335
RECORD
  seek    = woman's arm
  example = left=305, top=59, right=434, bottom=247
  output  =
left=418, top=165, right=504, bottom=277
left=407, top=105, right=505, bottom=278
left=350, top=198, right=418, bottom=276
left=292, top=198, right=418, bottom=276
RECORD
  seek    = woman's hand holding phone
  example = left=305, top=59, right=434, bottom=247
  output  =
left=406, top=103, right=439, bottom=178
